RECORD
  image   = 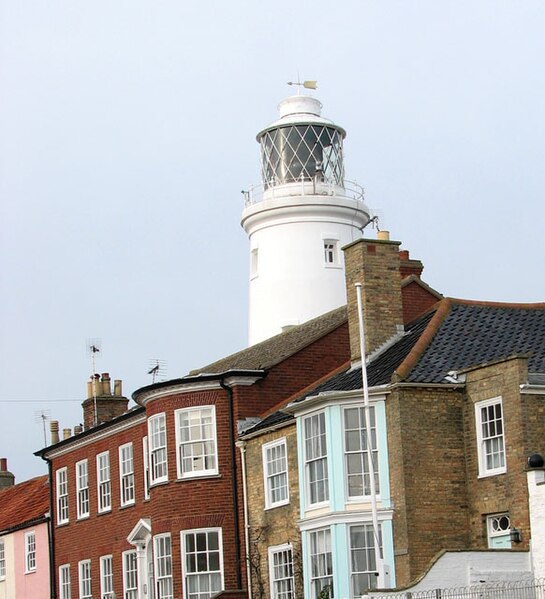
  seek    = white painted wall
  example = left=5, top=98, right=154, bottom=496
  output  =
left=528, top=468, right=545, bottom=578
left=363, top=550, right=532, bottom=597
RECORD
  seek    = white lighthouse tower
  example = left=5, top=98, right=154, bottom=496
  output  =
left=242, top=92, right=371, bottom=345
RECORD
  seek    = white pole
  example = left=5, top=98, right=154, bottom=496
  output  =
left=237, top=441, right=253, bottom=599
left=355, top=283, right=384, bottom=586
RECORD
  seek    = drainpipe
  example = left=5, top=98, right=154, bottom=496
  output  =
left=219, top=378, right=243, bottom=590
left=42, top=456, right=57, bottom=599
left=236, top=440, right=253, bottom=599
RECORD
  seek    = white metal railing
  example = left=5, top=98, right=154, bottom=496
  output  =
left=242, top=176, right=364, bottom=207
left=364, top=577, right=545, bottom=599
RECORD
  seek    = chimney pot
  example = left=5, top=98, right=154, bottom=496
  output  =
left=0, top=458, right=6, bottom=472
left=62, top=428, right=71, bottom=440
left=114, top=380, right=122, bottom=396
left=399, top=250, right=410, bottom=261
left=377, top=230, right=390, bottom=241
left=0, top=458, right=15, bottom=488
left=50, top=421, right=60, bottom=444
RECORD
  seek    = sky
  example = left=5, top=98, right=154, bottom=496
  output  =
left=1, top=1, right=544, bottom=482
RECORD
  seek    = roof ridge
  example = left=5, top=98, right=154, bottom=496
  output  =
left=445, top=297, right=545, bottom=310
left=394, top=298, right=453, bottom=381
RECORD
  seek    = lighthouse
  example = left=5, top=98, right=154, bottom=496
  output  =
left=242, top=93, right=371, bottom=345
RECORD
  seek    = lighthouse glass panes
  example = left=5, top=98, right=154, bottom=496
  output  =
left=260, top=125, right=344, bottom=189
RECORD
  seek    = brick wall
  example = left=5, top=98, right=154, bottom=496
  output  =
left=464, top=357, right=534, bottom=551
left=243, top=422, right=301, bottom=599
left=386, top=385, right=469, bottom=586
left=401, top=279, right=439, bottom=324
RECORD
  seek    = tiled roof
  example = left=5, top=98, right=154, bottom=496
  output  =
left=0, top=475, right=49, bottom=533
left=405, top=300, right=545, bottom=382
left=190, top=306, right=347, bottom=374
left=240, top=299, right=545, bottom=435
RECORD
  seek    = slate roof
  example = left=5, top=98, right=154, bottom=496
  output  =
left=241, top=299, right=545, bottom=436
left=406, top=300, right=545, bottom=383
left=190, top=306, right=347, bottom=374
left=0, top=475, right=49, bottom=533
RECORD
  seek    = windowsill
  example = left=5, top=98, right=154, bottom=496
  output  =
left=25, top=570, right=36, bottom=575
left=149, top=479, right=169, bottom=489
left=324, top=264, right=342, bottom=269
left=264, top=499, right=290, bottom=511
left=56, top=521, right=69, bottom=528
left=97, top=508, right=112, bottom=516
left=77, top=515, right=90, bottom=521
left=176, top=473, right=222, bottom=482
left=119, top=501, right=136, bottom=510
left=478, top=470, right=507, bottom=479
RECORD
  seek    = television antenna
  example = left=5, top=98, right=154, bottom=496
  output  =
left=86, top=338, right=102, bottom=426
left=148, top=359, right=167, bottom=383
left=34, top=409, right=51, bottom=446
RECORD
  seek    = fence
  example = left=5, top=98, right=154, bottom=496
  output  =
left=366, top=578, right=545, bottom=599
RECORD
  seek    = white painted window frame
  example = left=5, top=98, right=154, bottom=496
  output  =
left=119, top=442, right=135, bottom=506
left=487, top=512, right=511, bottom=548
left=322, top=234, right=341, bottom=268
left=308, top=528, right=333, bottom=599
left=78, top=559, right=92, bottom=599
left=76, top=459, right=90, bottom=519
left=148, top=414, right=168, bottom=485
left=122, top=549, right=138, bottom=599
left=153, top=533, right=173, bottom=599
left=100, top=555, right=114, bottom=599
left=56, top=467, right=69, bottom=524
left=268, top=543, right=294, bottom=599
left=175, top=406, right=218, bottom=479
left=262, top=438, right=289, bottom=509
left=349, top=523, right=382, bottom=596
left=343, top=405, right=380, bottom=499
left=97, top=451, right=111, bottom=513
left=303, top=412, right=329, bottom=507
left=59, top=563, right=71, bottom=599
left=475, top=397, right=507, bottom=477
left=0, top=537, right=5, bottom=580
left=143, top=436, right=150, bottom=499
left=25, top=530, right=36, bottom=573
left=181, top=528, right=224, bottom=599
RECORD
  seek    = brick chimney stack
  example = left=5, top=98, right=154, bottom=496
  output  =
left=343, top=232, right=404, bottom=362
left=82, top=372, right=129, bottom=429
left=0, top=458, right=15, bottom=489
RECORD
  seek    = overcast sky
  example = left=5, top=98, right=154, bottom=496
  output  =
left=1, top=1, right=544, bottom=482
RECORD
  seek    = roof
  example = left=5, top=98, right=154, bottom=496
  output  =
left=405, top=300, right=545, bottom=383
left=241, top=299, right=545, bottom=434
left=190, top=306, right=347, bottom=374
left=0, top=475, right=49, bottom=533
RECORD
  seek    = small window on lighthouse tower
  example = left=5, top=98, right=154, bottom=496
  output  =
left=323, top=240, right=337, bottom=266
left=251, top=248, right=259, bottom=278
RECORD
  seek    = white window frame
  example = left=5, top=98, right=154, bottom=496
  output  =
left=487, top=512, right=512, bottom=548
left=153, top=533, right=173, bottom=599
left=119, top=443, right=135, bottom=506
left=475, top=397, right=506, bottom=477
left=76, top=459, right=90, bottom=519
left=56, top=467, right=69, bottom=524
left=100, top=555, right=114, bottom=599
left=309, top=528, right=333, bottom=599
left=251, top=247, right=259, bottom=279
left=303, top=412, right=329, bottom=506
left=262, top=438, right=289, bottom=509
left=78, top=559, right=92, bottom=599
left=59, top=563, right=71, bottom=599
left=176, top=406, right=218, bottom=479
left=268, top=543, right=294, bottom=599
left=0, top=537, right=5, bottom=580
left=181, top=528, right=224, bottom=599
left=97, top=451, right=111, bottom=513
left=25, top=530, right=36, bottom=573
left=122, top=550, right=138, bottom=599
left=343, top=406, right=380, bottom=499
left=148, top=414, right=168, bottom=485
left=349, top=523, right=382, bottom=596
left=143, top=436, right=150, bottom=499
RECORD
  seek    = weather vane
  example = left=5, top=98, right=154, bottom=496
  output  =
left=287, top=79, right=318, bottom=93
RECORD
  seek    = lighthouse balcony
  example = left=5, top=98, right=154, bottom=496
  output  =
left=243, top=177, right=364, bottom=207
